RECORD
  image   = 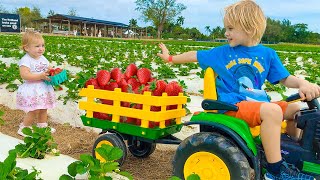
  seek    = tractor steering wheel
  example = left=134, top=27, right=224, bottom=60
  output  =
left=286, top=93, right=320, bottom=110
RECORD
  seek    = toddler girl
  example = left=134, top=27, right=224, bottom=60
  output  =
left=16, top=31, right=56, bottom=136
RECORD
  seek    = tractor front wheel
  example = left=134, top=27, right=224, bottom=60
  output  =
left=92, top=133, right=127, bottom=166
left=173, top=132, right=251, bottom=180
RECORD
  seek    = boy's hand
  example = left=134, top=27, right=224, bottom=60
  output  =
left=157, top=43, right=170, bottom=62
left=299, top=81, right=320, bottom=101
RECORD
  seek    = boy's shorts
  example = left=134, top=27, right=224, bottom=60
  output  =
left=224, top=101, right=288, bottom=127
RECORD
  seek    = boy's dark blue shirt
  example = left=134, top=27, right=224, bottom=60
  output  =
left=197, top=44, right=290, bottom=105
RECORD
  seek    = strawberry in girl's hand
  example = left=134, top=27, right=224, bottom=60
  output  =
left=165, top=81, right=183, bottom=96
left=125, top=63, right=138, bottom=79
left=137, top=68, right=152, bottom=84
left=111, top=68, right=122, bottom=83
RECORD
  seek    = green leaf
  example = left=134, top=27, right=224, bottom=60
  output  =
left=67, top=161, right=80, bottom=177
left=22, top=127, right=33, bottom=136
left=187, top=173, right=200, bottom=180
left=117, top=171, right=134, bottom=180
left=102, top=162, right=119, bottom=172
left=59, top=174, right=74, bottom=180
left=108, top=147, right=123, bottom=161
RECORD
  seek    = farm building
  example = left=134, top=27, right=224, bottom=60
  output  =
left=35, top=14, right=130, bottom=38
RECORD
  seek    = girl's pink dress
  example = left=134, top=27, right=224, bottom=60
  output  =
left=16, top=54, right=56, bottom=112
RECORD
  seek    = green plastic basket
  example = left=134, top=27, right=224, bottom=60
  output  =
left=44, top=69, right=68, bottom=86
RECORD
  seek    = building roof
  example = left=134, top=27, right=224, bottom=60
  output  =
left=48, top=14, right=129, bottom=28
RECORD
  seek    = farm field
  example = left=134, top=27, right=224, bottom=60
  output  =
left=0, top=33, right=320, bottom=179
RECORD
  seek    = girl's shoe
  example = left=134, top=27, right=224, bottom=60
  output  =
left=37, top=123, right=56, bottom=133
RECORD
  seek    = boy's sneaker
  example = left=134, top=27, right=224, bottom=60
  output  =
left=264, top=161, right=315, bottom=180
left=37, top=123, right=56, bottom=133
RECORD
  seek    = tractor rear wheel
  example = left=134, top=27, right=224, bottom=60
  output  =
left=173, top=132, right=251, bottom=180
left=127, top=136, right=156, bottom=158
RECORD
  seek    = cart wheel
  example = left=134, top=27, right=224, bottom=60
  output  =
left=127, top=136, right=156, bottom=158
left=92, top=133, right=127, bottom=166
left=173, top=132, right=251, bottom=180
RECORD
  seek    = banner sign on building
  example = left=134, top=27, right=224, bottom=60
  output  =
left=0, top=13, right=21, bottom=32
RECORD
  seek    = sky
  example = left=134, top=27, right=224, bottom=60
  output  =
left=1, top=0, right=320, bottom=34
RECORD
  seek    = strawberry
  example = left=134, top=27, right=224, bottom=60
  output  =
left=100, top=99, right=113, bottom=105
left=118, top=78, right=129, bottom=92
left=104, top=82, right=118, bottom=91
left=137, top=68, right=152, bottom=84
left=93, top=112, right=112, bottom=120
left=85, top=78, right=100, bottom=89
left=111, top=68, right=122, bottom=83
left=96, top=70, right=111, bottom=87
left=49, top=69, right=55, bottom=76
left=127, top=78, right=141, bottom=91
left=152, top=80, right=167, bottom=96
left=141, top=84, right=151, bottom=94
left=126, top=117, right=136, bottom=124
left=54, top=68, right=62, bottom=74
left=125, top=63, right=138, bottom=79
left=165, top=81, right=183, bottom=96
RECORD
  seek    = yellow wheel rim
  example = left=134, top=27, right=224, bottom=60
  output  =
left=184, top=151, right=230, bottom=180
left=95, top=140, right=113, bottom=162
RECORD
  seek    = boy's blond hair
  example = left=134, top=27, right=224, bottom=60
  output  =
left=224, top=0, right=266, bottom=43
left=21, top=31, right=44, bottom=52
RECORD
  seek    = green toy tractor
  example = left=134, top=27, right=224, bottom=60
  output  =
left=172, top=68, right=320, bottom=180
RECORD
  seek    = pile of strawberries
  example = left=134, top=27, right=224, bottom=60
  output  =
left=84, top=63, right=184, bottom=128
left=48, top=67, right=63, bottom=76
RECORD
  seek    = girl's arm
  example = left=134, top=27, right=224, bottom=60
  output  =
left=20, top=66, right=50, bottom=81
left=280, top=75, right=320, bottom=101
left=157, top=43, right=197, bottom=64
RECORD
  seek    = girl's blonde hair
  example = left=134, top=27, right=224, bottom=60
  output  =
left=21, top=31, right=44, bottom=52
left=224, top=0, right=266, bottom=43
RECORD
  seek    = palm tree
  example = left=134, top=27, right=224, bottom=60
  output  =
left=129, top=18, right=138, bottom=38
left=176, top=16, right=185, bottom=26
left=205, top=26, right=211, bottom=36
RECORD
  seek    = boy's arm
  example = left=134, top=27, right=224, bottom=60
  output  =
left=280, top=75, right=320, bottom=101
left=157, top=43, right=197, bottom=64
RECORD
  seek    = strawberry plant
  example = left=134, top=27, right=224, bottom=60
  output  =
left=0, top=150, right=41, bottom=179
left=59, top=144, right=133, bottom=180
left=0, top=110, right=4, bottom=125
left=14, top=126, right=60, bottom=159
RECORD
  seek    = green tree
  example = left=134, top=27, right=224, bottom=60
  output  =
left=47, top=10, right=55, bottom=17
left=68, top=8, right=77, bottom=16
left=135, top=0, right=186, bottom=39
left=205, top=25, right=211, bottom=36
left=294, top=23, right=309, bottom=43
left=176, top=16, right=184, bottom=26
left=15, top=7, right=42, bottom=29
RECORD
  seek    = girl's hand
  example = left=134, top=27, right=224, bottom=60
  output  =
left=299, top=81, right=320, bottom=101
left=40, top=72, right=51, bottom=81
left=157, top=43, right=170, bottom=62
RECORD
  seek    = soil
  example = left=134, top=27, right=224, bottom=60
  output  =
left=0, top=104, right=176, bottom=180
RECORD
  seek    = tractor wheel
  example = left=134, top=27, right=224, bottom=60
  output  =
left=173, top=132, right=251, bottom=180
left=92, top=133, right=127, bottom=166
left=127, top=136, right=156, bottom=158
